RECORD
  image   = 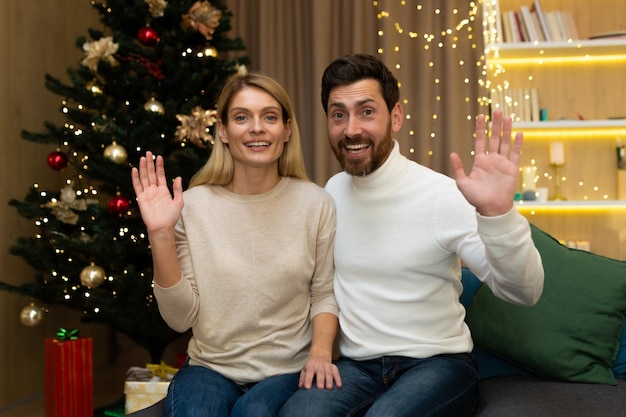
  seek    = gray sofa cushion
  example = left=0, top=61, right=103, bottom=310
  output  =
left=129, top=376, right=626, bottom=417
left=475, top=375, right=626, bottom=417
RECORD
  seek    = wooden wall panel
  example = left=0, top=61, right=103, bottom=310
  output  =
left=0, top=0, right=103, bottom=407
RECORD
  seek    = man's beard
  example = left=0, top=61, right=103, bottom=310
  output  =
left=331, top=124, right=394, bottom=177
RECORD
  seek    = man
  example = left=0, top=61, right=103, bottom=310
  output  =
left=279, top=54, right=544, bottom=417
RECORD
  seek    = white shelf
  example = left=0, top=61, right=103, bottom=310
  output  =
left=485, top=39, right=626, bottom=61
left=512, top=119, right=626, bottom=129
left=515, top=200, right=626, bottom=208
left=482, top=1, right=626, bottom=259
left=487, top=119, right=626, bottom=138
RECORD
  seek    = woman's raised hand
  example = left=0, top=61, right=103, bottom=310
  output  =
left=131, top=151, right=184, bottom=233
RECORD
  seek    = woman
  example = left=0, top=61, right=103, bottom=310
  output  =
left=131, top=72, right=341, bottom=417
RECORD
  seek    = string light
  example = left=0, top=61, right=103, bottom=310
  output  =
left=374, top=1, right=482, bottom=161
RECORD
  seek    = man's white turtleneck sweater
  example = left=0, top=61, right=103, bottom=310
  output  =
left=325, top=140, right=544, bottom=361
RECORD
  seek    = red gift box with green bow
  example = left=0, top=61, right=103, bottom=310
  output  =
left=44, top=328, right=93, bottom=417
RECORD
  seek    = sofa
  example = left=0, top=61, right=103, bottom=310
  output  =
left=462, top=224, right=626, bottom=416
left=127, top=376, right=626, bottom=417
left=129, top=224, right=626, bottom=416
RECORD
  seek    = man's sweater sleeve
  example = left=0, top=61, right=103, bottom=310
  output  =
left=474, top=208, right=544, bottom=306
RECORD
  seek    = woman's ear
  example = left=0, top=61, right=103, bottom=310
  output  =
left=284, top=119, right=292, bottom=142
left=217, top=120, right=228, bottom=143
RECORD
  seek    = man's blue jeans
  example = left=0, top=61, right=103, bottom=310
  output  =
left=164, top=363, right=300, bottom=417
left=279, top=354, right=479, bottom=417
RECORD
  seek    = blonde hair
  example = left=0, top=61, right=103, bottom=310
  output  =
left=189, top=72, right=309, bottom=187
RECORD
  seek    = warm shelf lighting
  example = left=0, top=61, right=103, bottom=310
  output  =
left=489, top=120, right=626, bottom=139
left=519, top=127, right=626, bottom=140
left=516, top=201, right=626, bottom=214
left=487, top=54, right=626, bottom=65
left=485, top=40, right=626, bottom=65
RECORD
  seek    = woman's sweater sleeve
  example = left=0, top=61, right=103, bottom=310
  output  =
left=152, top=216, right=200, bottom=332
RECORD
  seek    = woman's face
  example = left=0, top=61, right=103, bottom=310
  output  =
left=218, top=86, right=291, bottom=172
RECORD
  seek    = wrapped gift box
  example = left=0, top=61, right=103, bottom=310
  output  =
left=44, top=336, right=93, bottom=417
left=124, top=366, right=173, bottom=415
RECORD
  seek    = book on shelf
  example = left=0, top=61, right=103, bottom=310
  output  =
left=544, top=11, right=579, bottom=41
left=514, top=11, right=528, bottom=42
left=519, top=5, right=539, bottom=42
left=490, top=88, right=541, bottom=122
left=530, top=11, right=546, bottom=42
left=522, top=88, right=532, bottom=123
left=502, top=10, right=523, bottom=42
left=500, top=11, right=512, bottom=42
left=589, top=30, right=626, bottom=40
left=496, top=1, right=580, bottom=44
left=530, top=88, right=540, bottom=123
left=545, top=11, right=564, bottom=41
left=494, top=0, right=504, bottom=43
left=560, top=11, right=579, bottom=40
left=531, top=0, right=552, bottom=41
left=511, top=89, right=522, bottom=120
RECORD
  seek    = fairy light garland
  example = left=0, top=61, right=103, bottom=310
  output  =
left=373, top=1, right=484, bottom=159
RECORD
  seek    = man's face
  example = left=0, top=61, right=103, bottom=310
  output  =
left=326, top=79, right=403, bottom=176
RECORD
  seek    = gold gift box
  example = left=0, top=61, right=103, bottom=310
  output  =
left=124, top=366, right=172, bottom=415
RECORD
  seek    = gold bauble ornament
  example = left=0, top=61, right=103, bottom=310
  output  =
left=20, top=303, right=44, bottom=327
left=144, top=96, right=165, bottom=115
left=85, top=79, right=103, bottom=96
left=104, top=141, right=128, bottom=164
left=80, top=263, right=106, bottom=288
left=203, top=46, right=218, bottom=57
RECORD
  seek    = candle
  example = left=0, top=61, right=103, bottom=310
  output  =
left=550, top=141, right=565, bottom=165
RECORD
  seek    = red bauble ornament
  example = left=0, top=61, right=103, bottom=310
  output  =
left=137, top=26, right=159, bottom=46
left=108, top=195, right=131, bottom=215
left=47, top=151, right=68, bottom=170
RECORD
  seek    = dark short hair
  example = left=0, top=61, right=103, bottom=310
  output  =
left=321, top=53, right=400, bottom=114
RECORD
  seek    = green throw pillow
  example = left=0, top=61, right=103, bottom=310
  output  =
left=466, top=224, right=626, bottom=385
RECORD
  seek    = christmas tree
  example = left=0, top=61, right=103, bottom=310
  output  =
left=0, top=0, right=249, bottom=363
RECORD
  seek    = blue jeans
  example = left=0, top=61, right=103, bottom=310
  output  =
left=164, top=363, right=300, bottom=417
left=279, top=354, right=479, bottom=417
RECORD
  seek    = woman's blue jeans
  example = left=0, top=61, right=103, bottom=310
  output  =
left=164, top=363, right=300, bottom=417
left=279, top=354, right=479, bottom=417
